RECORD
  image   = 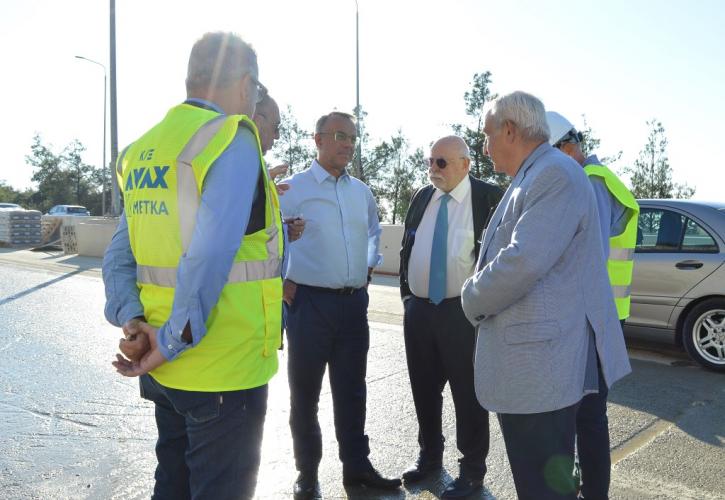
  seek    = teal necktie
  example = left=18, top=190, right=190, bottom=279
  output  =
left=428, top=194, right=451, bottom=305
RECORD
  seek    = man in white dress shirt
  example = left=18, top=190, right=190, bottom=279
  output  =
left=399, top=136, right=502, bottom=498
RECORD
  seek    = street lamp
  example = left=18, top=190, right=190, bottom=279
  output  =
left=354, top=0, right=363, bottom=181
left=75, top=55, right=108, bottom=215
left=109, top=0, right=120, bottom=216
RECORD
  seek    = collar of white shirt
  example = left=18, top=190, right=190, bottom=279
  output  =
left=311, top=159, right=349, bottom=184
left=431, top=175, right=471, bottom=205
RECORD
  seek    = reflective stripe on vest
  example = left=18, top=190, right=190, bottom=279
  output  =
left=137, top=227, right=281, bottom=287
left=608, top=247, right=634, bottom=261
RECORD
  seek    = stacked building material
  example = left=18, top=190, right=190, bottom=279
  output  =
left=0, top=209, right=42, bottom=246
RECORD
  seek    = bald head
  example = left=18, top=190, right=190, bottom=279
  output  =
left=253, top=95, right=281, bottom=154
left=428, top=135, right=471, bottom=193
left=432, top=136, right=470, bottom=158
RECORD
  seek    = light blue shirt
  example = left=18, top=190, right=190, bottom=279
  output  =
left=103, top=99, right=260, bottom=361
left=279, top=159, right=382, bottom=288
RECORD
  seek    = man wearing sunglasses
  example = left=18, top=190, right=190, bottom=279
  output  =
left=546, top=111, right=639, bottom=500
left=399, top=136, right=502, bottom=498
left=278, top=111, right=398, bottom=498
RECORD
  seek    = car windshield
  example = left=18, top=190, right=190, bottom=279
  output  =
left=67, top=207, right=88, bottom=214
left=0, top=203, right=20, bottom=208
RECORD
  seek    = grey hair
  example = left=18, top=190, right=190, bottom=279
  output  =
left=315, top=111, right=356, bottom=133
left=484, top=91, right=550, bottom=142
left=185, top=32, right=257, bottom=92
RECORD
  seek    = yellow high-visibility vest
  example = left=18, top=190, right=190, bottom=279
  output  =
left=116, top=103, right=283, bottom=391
left=584, top=164, right=640, bottom=320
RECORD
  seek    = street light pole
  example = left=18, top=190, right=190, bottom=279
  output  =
left=75, top=55, right=107, bottom=216
left=109, top=0, right=120, bottom=215
left=354, top=0, right=363, bottom=181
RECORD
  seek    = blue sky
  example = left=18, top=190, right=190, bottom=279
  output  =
left=1, top=0, right=723, bottom=200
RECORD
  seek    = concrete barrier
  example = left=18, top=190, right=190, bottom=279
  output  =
left=377, top=224, right=402, bottom=275
left=69, top=218, right=403, bottom=272
left=76, top=218, right=120, bottom=258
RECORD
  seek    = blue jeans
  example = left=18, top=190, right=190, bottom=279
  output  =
left=140, top=375, right=268, bottom=500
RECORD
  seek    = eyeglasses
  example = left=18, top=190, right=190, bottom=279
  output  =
left=319, top=131, right=358, bottom=145
left=426, top=157, right=468, bottom=169
left=245, top=73, right=268, bottom=104
left=553, top=129, right=583, bottom=149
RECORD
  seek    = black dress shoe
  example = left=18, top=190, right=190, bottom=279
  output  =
left=401, top=458, right=443, bottom=483
left=293, top=470, right=320, bottom=499
left=343, top=467, right=402, bottom=490
left=441, top=475, right=483, bottom=498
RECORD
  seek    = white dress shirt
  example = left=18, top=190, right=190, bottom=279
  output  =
left=408, top=176, right=475, bottom=299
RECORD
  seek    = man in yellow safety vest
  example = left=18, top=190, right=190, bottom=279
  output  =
left=546, top=110, right=639, bottom=500
left=103, top=31, right=280, bottom=499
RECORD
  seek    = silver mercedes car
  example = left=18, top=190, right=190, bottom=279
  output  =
left=625, top=199, right=725, bottom=372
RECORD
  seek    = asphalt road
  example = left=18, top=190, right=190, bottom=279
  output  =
left=0, top=249, right=723, bottom=499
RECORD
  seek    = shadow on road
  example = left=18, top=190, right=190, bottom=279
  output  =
left=608, top=357, right=724, bottom=447
left=0, top=268, right=86, bottom=307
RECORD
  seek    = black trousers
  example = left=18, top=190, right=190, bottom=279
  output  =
left=285, top=285, right=371, bottom=473
left=498, top=403, right=579, bottom=500
left=403, top=296, right=490, bottom=479
left=575, top=322, right=620, bottom=499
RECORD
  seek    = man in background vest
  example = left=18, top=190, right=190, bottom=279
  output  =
left=546, top=111, right=639, bottom=500
left=103, top=31, right=279, bottom=499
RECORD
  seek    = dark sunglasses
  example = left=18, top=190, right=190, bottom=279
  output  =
left=554, top=130, right=583, bottom=149
left=426, top=157, right=468, bottom=169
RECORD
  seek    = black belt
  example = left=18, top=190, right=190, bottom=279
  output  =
left=412, top=295, right=460, bottom=305
left=300, top=284, right=363, bottom=295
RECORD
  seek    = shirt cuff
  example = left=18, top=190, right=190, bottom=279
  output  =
left=368, top=253, right=383, bottom=268
left=156, top=322, right=190, bottom=362
left=118, top=302, right=145, bottom=327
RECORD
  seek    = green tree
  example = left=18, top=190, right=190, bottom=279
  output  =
left=369, top=132, right=426, bottom=224
left=25, top=134, right=104, bottom=214
left=271, top=106, right=316, bottom=175
left=452, top=71, right=509, bottom=188
left=0, top=180, right=21, bottom=203
left=352, top=106, right=392, bottom=218
left=623, top=120, right=694, bottom=199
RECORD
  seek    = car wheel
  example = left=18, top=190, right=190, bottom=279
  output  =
left=681, top=298, right=725, bottom=372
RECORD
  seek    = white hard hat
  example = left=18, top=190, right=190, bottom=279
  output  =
left=545, top=111, right=576, bottom=146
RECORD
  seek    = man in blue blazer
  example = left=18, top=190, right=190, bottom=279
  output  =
left=461, top=91, right=631, bottom=500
